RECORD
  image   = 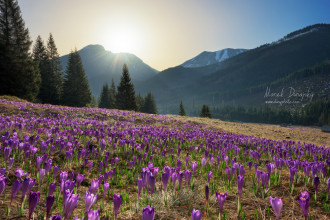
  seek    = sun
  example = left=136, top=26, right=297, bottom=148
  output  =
left=101, top=26, right=142, bottom=54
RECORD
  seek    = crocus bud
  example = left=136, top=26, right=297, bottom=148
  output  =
left=142, top=205, right=155, bottom=220
left=269, top=196, right=282, bottom=220
left=0, top=174, right=7, bottom=196
left=191, top=209, right=201, bottom=220
left=11, top=179, right=22, bottom=205
left=46, top=195, right=55, bottom=218
left=205, top=185, right=209, bottom=202
left=48, top=182, right=56, bottom=196
left=137, top=179, right=143, bottom=199
left=113, top=193, right=122, bottom=219
left=237, top=175, right=244, bottom=202
left=28, top=191, right=40, bottom=220
left=76, top=174, right=84, bottom=189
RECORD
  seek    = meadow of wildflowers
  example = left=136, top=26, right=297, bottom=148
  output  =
left=0, top=98, right=329, bottom=219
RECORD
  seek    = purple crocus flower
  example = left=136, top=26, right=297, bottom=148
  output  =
left=261, top=172, right=270, bottom=189
left=205, top=185, right=209, bottom=202
left=0, top=168, right=5, bottom=175
left=28, top=191, right=40, bottom=220
left=50, top=215, right=62, bottom=220
left=216, top=191, right=227, bottom=215
left=15, top=168, right=28, bottom=179
left=327, top=178, right=330, bottom=194
left=201, top=158, right=206, bottom=170
left=0, top=174, right=6, bottom=196
left=85, top=191, right=97, bottom=212
left=76, top=174, right=84, bottom=189
left=289, top=167, right=296, bottom=185
left=191, top=162, right=197, bottom=176
left=237, top=175, right=244, bottom=202
left=21, top=178, right=35, bottom=202
left=39, top=169, right=46, bottom=184
left=11, top=179, right=22, bottom=205
left=162, top=172, right=170, bottom=192
left=239, top=164, right=245, bottom=176
left=113, top=193, right=122, bottom=219
left=63, top=190, right=79, bottom=219
left=207, top=171, right=212, bottom=183
left=49, top=182, right=56, bottom=196
left=142, top=205, right=155, bottom=220
left=53, top=166, right=59, bottom=180
left=137, top=179, right=143, bottom=199
left=60, top=171, right=68, bottom=183
left=89, top=179, right=99, bottom=194
left=178, top=171, right=184, bottom=189
left=36, top=156, right=43, bottom=171
left=248, top=161, right=252, bottom=171
left=46, top=195, right=55, bottom=218
left=8, top=158, right=14, bottom=170
left=88, top=209, right=100, bottom=220
left=191, top=209, right=201, bottom=220
left=225, top=166, right=232, bottom=181
left=148, top=174, right=156, bottom=196
left=313, top=176, right=320, bottom=194
left=4, top=147, right=11, bottom=162
left=298, top=190, right=310, bottom=220
left=103, top=182, right=110, bottom=200
left=63, top=180, right=75, bottom=193
left=184, top=169, right=192, bottom=186
left=269, top=196, right=282, bottom=220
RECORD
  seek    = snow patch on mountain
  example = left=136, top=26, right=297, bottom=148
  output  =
left=181, top=48, right=248, bottom=68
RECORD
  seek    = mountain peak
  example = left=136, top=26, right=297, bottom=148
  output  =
left=81, top=44, right=106, bottom=52
left=181, top=48, right=248, bottom=68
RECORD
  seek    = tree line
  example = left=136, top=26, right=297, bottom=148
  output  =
left=98, top=64, right=157, bottom=114
left=179, top=101, right=212, bottom=118
left=186, top=99, right=328, bottom=126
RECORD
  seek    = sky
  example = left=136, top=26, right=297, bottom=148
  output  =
left=18, top=0, right=330, bottom=71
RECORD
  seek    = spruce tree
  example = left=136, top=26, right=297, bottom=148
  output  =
left=0, top=0, right=40, bottom=101
left=33, top=35, right=49, bottom=103
left=47, top=33, right=63, bottom=104
left=179, top=101, right=186, bottom=116
left=142, top=92, right=157, bottom=114
left=136, top=93, right=144, bottom=112
left=115, top=64, right=137, bottom=111
left=62, top=49, right=92, bottom=107
left=200, top=104, right=212, bottom=118
left=99, top=83, right=110, bottom=108
left=108, top=78, right=116, bottom=108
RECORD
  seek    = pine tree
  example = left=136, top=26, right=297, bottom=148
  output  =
left=33, top=35, right=49, bottom=103
left=99, top=83, right=110, bottom=108
left=115, top=64, right=137, bottom=111
left=136, top=93, right=144, bottom=112
left=179, top=101, right=186, bottom=116
left=200, top=105, right=212, bottom=118
left=46, top=33, right=63, bottom=104
left=108, top=78, right=116, bottom=108
left=0, top=0, right=41, bottom=101
left=62, top=49, right=92, bottom=107
left=142, top=92, right=157, bottom=114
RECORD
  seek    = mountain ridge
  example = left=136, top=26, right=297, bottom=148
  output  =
left=181, top=48, right=248, bottom=68
left=60, top=44, right=158, bottom=97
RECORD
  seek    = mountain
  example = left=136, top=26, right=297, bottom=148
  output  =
left=181, top=48, right=247, bottom=68
left=136, top=24, right=330, bottom=115
left=60, top=45, right=158, bottom=97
